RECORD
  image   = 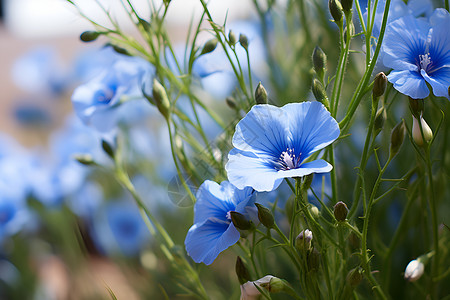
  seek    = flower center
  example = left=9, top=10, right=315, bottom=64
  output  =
left=419, top=53, right=432, bottom=72
left=275, top=148, right=301, bottom=171
left=226, top=211, right=232, bottom=220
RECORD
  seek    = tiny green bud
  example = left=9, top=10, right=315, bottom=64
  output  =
left=312, top=79, right=330, bottom=108
left=80, top=31, right=100, bottom=42
left=390, top=120, right=406, bottom=159
left=408, top=98, right=424, bottom=119
left=138, top=18, right=151, bottom=32
left=303, top=174, right=314, bottom=191
left=295, top=229, right=313, bottom=251
left=329, top=0, right=343, bottom=25
left=333, top=201, right=348, bottom=222
left=307, top=248, right=320, bottom=271
left=412, top=116, right=433, bottom=146
left=74, top=154, right=95, bottom=166
left=374, top=107, right=386, bottom=137
left=112, top=45, right=131, bottom=56
left=260, top=277, right=287, bottom=293
left=255, top=82, right=268, bottom=104
left=236, top=256, right=251, bottom=285
left=312, top=46, right=327, bottom=82
left=309, top=205, right=320, bottom=219
left=152, top=79, right=171, bottom=119
left=230, top=211, right=252, bottom=230
left=226, top=97, right=238, bottom=110
left=373, top=72, right=387, bottom=98
left=239, top=34, right=249, bottom=50
left=346, top=267, right=363, bottom=287
left=255, top=203, right=275, bottom=228
left=200, top=38, right=218, bottom=55
left=228, top=30, right=237, bottom=46
left=341, top=0, right=353, bottom=13
left=101, top=139, right=115, bottom=159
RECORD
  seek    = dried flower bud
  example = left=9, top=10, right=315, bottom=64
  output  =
left=200, top=38, right=218, bottom=55
left=329, top=0, right=343, bottom=25
left=295, top=229, right=313, bottom=251
left=373, top=72, right=387, bottom=98
left=312, top=46, right=327, bottom=81
left=228, top=30, right=237, bottom=46
left=255, top=82, right=268, bottom=104
left=230, top=211, right=253, bottom=230
left=346, top=267, right=363, bottom=287
left=389, top=120, right=406, bottom=159
left=80, top=31, right=100, bottom=42
left=236, top=256, right=251, bottom=285
left=239, top=34, right=249, bottom=51
left=334, top=201, right=348, bottom=222
left=152, top=79, right=171, bottom=119
left=312, top=79, right=330, bottom=108
left=341, top=0, right=353, bottom=13
left=412, top=116, right=433, bottom=146
left=404, top=259, right=424, bottom=282
left=255, top=203, right=274, bottom=228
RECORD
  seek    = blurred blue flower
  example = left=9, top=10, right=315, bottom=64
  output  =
left=90, top=200, right=149, bottom=256
left=382, top=9, right=450, bottom=99
left=184, top=180, right=254, bottom=265
left=226, top=102, right=340, bottom=192
left=71, top=55, right=154, bottom=132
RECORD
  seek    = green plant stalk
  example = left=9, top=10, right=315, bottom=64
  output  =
left=329, top=145, right=339, bottom=205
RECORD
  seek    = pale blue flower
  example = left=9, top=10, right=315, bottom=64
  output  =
left=185, top=180, right=254, bottom=265
left=226, top=101, right=340, bottom=192
left=382, top=9, right=450, bottom=99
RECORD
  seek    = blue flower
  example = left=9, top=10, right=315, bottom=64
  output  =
left=226, top=101, right=340, bottom=192
left=382, top=9, right=450, bottom=99
left=184, top=180, right=254, bottom=265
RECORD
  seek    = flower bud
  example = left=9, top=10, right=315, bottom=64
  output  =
left=373, top=72, right=387, bottom=98
left=200, top=38, right=218, bottom=55
left=389, top=120, right=406, bottom=159
left=230, top=211, right=253, bottom=230
left=239, top=34, right=249, bottom=51
left=307, top=248, right=320, bottom=271
left=259, top=276, right=288, bottom=293
left=236, top=256, right=251, bottom=284
left=138, top=18, right=151, bottom=32
left=226, top=97, right=238, bottom=110
left=346, top=267, right=363, bottom=287
left=408, top=98, right=424, bottom=119
left=333, top=201, right=348, bottom=222
left=312, top=79, right=330, bottom=108
left=101, top=139, right=115, bottom=159
left=255, top=82, right=268, bottom=104
left=228, top=30, right=237, bottom=46
left=295, top=229, right=313, bottom=251
left=111, top=44, right=131, bottom=56
left=309, top=205, right=320, bottom=219
left=255, top=203, right=274, bottom=228
left=312, top=46, right=327, bottom=82
left=329, top=0, right=343, bottom=25
left=80, top=31, right=100, bottom=42
left=412, top=116, right=433, bottom=146
left=341, top=0, right=353, bottom=13
left=374, top=107, right=386, bottom=137
left=404, top=259, right=424, bottom=282
left=240, top=275, right=273, bottom=299
left=74, top=154, right=95, bottom=166
left=152, top=79, right=171, bottom=119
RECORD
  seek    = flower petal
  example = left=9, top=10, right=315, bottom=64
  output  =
left=274, top=159, right=333, bottom=180
left=232, top=105, right=290, bottom=157
left=226, top=148, right=282, bottom=192
left=387, top=70, right=430, bottom=99
left=282, top=102, right=339, bottom=159
left=185, top=219, right=239, bottom=265
left=421, top=68, right=450, bottom=99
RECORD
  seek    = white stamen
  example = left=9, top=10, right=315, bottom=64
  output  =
left=226, top=211, right=232, bottom=220
left=419, top=53, right=431, bottom=71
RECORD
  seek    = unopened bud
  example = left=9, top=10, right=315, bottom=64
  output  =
left=346, top=267, right=363, bottom=287
left=111, top=45, right=131, bottom=56
left=312, top=79, right=330, bottom=108
left=309, top=205, right=320, bottom=219
left=295, top=229, right=313, bottom=251
left=334, top=201, right=348, bottom=222
left=200, top=38, right=218, bottom=55
left=236, top=256, right=251, bottom=284
left=341, top=0, right=353, bottom=13
left=312, top=46, right=327, bottom=82
left=409, top=98, right=424, bottom=119
left=239, top=34, right=249, bottom=51
left=255, top=203, right=274, bottom=228
left=259, top=276, right=288, bottom=293
left=230, top=211, right=253, bottom=230
left=404, top=259, right=424, bottom=282
left=303, top=174, right=314, bottom=191
left=389, top=120, right=406, bottom=159
left=374, top=107, right=386, bottom=136
left=138, top=18, right=151, bottom=32
left=307, top=248, right=320, bottom=271
left=255, top=82, right=268, bottom=104
left=152, top=79, right=171, bottom=119
left=101, top=139, right=115, bottom=159
left=329, top=0, right=343, bottom=25
left=74, top=154, right=95, bottom=166
left=373, top=72, right=387, bottom=98
left=412, top=116, right=433, bottom=146
left=80, top=31, right=100, bottom=42
left=226, top=97, right=237, bottom=110
left=228, top=30, right=237, bottom=46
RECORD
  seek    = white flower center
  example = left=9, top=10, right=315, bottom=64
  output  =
left=419, top=53, right=431, bottom=71
left=275, top=148, right=301, bottom=170
left=226, top=211, right=232, bottom=220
